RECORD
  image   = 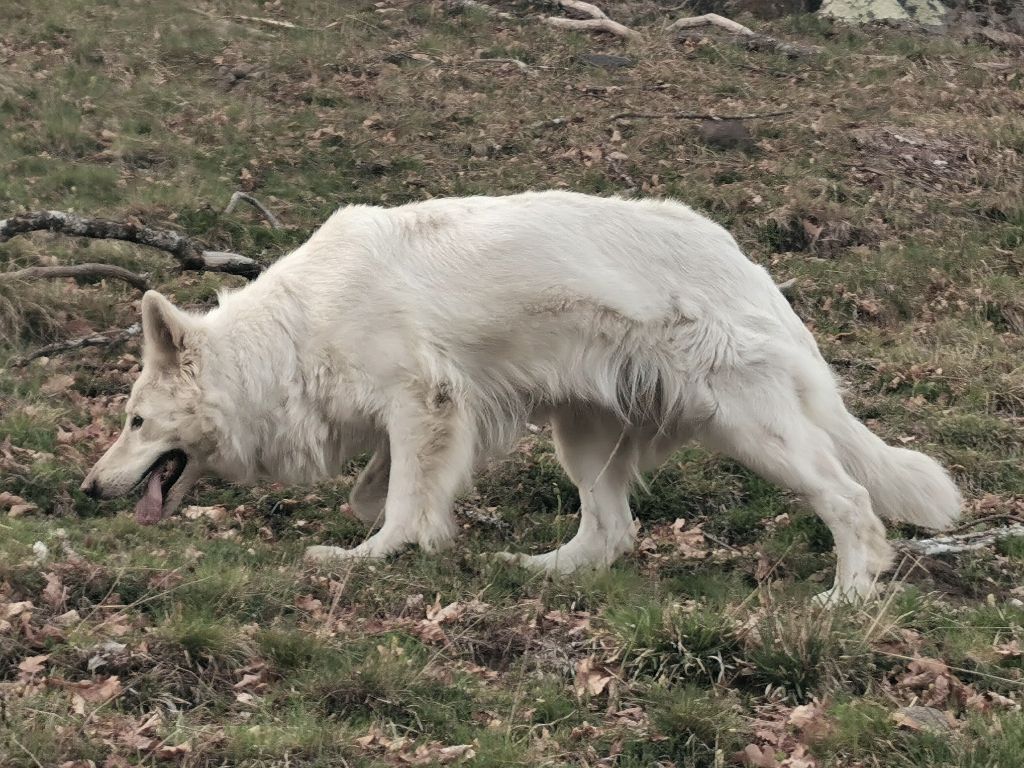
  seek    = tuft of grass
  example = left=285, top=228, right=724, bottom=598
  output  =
left=620, top=685, right=744, bottom=768
left=607, top=600, right=741, bottom=685
left=741, top=607, right=872, bottom=701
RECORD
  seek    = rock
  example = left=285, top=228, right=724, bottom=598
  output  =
left=578, top=53, right=634, bottom=69
left=819, top=0, right=948, bottom=26
left=699, top=119, right=752, bottom=150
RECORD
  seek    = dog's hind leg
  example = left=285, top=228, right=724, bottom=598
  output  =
left=347, top=444, right=390, bottom=528
left=696, top=375, right=893, bottom=604
left=306, top=383, right=475, bottom=564
left=497, top=404, right=638, bottom=574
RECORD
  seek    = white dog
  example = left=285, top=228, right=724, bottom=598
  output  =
left=81, top=191, right=961, bottom=602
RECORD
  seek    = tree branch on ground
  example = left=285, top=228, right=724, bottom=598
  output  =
left=545, top=0, right=641, bottom=41
left=896, top=524, right=1024, bottom=556
left=11, top=323, right=141, bottom=367
left=0, top=210, right=262, bottom=279
left=668, top=13, right=820, bottom=57
left=0, top=264, right=150, bottom=292
left=224, top=191, right=283, bottom=230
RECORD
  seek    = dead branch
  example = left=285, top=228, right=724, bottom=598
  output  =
left=224, top=191, right=283, bottom=230
left=0, top=263, right=150, bottom=292
left=669, top=13, right=820, bottom=58
left=545, top=1, right=641, bottom=41
left=668, top=13, right=754, bottom=35
left=0, top=210, right=262, bottom=279
left=233, top=14, right=300, bottom=29
left=10, top=324, right=141, bottom=367
left=610, top=109, right=793, bottom=121
left=896, top=524, right=1024, bottom=557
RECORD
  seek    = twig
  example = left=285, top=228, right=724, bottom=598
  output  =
left=233, top=14, right=300, bottom=29
left=0, top=210, right=262, bottom=279
left=948, top=512, right=1024, bottom=535
left=895, top=524, right=1024, bottom=556
left=224, top=191, right=283, bottom=230
left=610, top=109, right=793, bottom=121
left=668, top=12, right=820, bottom=58
left=10, top=324, right=141, bottom=367
left=703, top=530, right=741, bottom=553
left=0, top=263, right=150, bottom=292
left=465, top=57, right=531, bottom=73
left=545, top=0, right=641, bottom=41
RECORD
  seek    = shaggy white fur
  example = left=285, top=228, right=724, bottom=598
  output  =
left=82, top=191, right=963, bottom=602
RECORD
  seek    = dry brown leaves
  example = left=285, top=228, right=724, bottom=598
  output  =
left=413, top=594, right=489, bottom=645
left=0, top=490, right=39, bottom=517
left=355, top=726, right=476, bottom=765
left=573, top=656, right=615, bottom=698
left=735, top=699, right=830, bottom=767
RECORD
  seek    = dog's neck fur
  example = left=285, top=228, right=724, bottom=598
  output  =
left=197, top=271, right=380, bottom=487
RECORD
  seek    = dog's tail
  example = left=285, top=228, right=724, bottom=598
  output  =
left=796, top=354, right=962, bottom=530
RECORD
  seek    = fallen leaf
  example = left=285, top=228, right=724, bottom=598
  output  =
left=574, top=657, right=613, bottom=697
left=42, top=572, right=67, bottom=609
left=41, top=373, right=75, bottom=395
left=671, top=518, right=707, bottom=558
left=182, top=505, right=227, bottom=523
left=736, top=743, right=778, bottom=767
left=156, top=742, right=192, bottom=759
left=892, top=705, right=956, bottom=734
left=18, top=653, right=49, bottom=676
left=74, top=675, right=123, bottom=703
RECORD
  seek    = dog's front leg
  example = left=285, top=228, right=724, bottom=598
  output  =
left=305, top=384, right=475, bottom=564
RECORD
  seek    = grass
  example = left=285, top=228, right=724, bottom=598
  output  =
left=1, top=0, right=1023, bottom=765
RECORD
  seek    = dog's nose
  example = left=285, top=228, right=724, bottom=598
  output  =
left=80, top=477, right=101, bottom=499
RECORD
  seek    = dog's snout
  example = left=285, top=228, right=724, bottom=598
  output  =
left=80, top=477, right=101, bottom=499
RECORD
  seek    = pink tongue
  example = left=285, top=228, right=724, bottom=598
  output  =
left=134, top=471, right=165, bottom=525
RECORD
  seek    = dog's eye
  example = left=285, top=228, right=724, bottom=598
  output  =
left=130, top=415, right=144, bottom=430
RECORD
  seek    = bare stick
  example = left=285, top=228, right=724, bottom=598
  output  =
left=0, top=263, right=150, bottom=292
left=545, top=0, right=641, bottom=41
left=233, top=15, right=300, bottom=29
left=896, top=525, right=1024, bottom=557
left=0, top=211, right=262, bottom=279
left=224, top=191, right=283, bottom=230
left=11, top=324, right=141, bottom=367
left=559, top=0, right=611, bottom=19
left=668, top=13, right=754, bottom=35
left=545, top=17, right=641, bottom=40
left=668, top=13, right=819, bottom=58
left=610, top=109, right=793, bottom=121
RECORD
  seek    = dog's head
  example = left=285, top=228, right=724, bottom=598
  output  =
left=81, top=291, right=214, bottom=524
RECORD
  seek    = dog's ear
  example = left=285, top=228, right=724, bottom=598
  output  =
left=141, top=290, right=193, bottom=371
